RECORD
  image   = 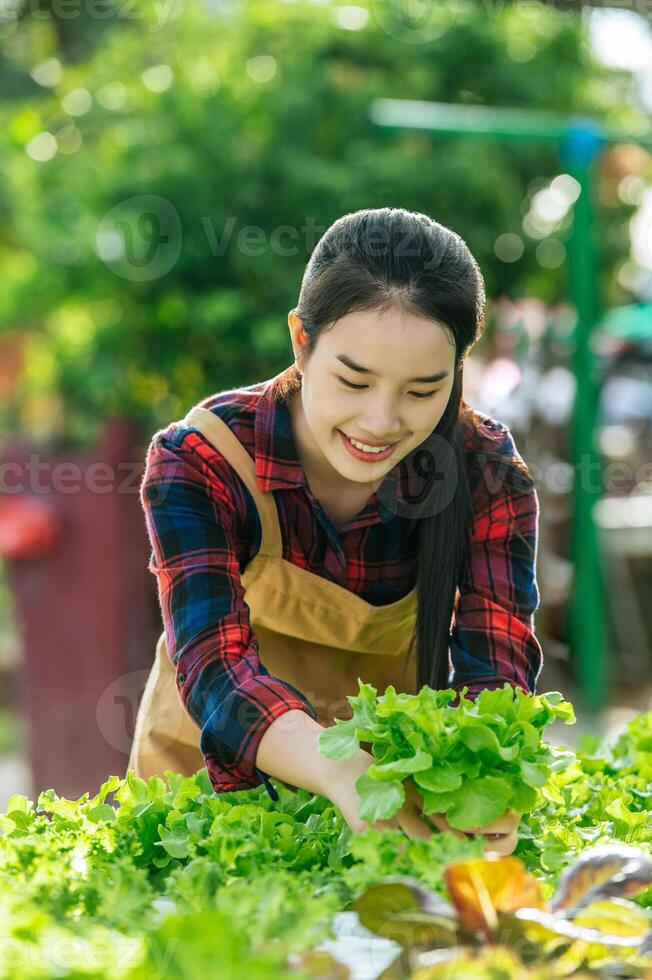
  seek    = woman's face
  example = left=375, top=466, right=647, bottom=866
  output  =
left=287, top=306, right=457, bottom=492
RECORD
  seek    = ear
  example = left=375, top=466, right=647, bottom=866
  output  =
left=288, top=311, right=307, bottom=369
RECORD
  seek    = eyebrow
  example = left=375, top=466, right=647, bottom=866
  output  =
left=335, top=354, right=449, bottom=384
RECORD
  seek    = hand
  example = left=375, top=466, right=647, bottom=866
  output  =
left=371, top=777, right=438, bottom=840
left=327, top=757, right=521, bottom=851
left=427, top=806, right=521, bottom=856
left=462, top=807, right=521, bottom=856
left=380, top=788, right=521, bottom=851
left=327, top=752, right=434, bottom=839
left=406, top=781, right=521, bottom=855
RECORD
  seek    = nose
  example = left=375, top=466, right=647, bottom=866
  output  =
left=357, top=414, right=402, bottom=443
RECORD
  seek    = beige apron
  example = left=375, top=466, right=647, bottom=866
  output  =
left=128, top=405, right=418, bottom=784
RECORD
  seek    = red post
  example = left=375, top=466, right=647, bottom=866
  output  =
left=1, top=416, right=159, bottom=798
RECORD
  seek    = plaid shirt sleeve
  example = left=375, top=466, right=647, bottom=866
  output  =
left=140, top=425, right=318, bottom=800
left=450, top=422, right=544, bottom=702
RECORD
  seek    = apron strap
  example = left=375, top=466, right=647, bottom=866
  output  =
left=183, top=406, right=282, bottom=559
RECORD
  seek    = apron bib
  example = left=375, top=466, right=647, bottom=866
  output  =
left=128, top=406, right=418, bottom=783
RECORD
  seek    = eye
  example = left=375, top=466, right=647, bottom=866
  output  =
left=337, top=376, right=438, bottom=399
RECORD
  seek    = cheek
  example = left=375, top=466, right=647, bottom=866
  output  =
left=419, top=398, right=445, bottom=425
left=428, top=393, right=452, bottom=427
left=309, top=401, right=340, bottom=431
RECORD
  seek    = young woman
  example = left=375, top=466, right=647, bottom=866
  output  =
left=128, top=207, right=543, bottom=856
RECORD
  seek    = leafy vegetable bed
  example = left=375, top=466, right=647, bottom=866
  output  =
left=1, top=684, right=651, bottom=979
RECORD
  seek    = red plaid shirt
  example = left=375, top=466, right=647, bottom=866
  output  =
left=140, top=369, right=543, bottom=800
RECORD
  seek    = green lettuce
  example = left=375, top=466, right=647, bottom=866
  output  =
left=318, top=681, right=576, bottom=829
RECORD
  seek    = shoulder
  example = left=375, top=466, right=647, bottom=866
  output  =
left=147, top=381, right=265, bottom=466
left=461, top=405, right=535, bottom=499
left=142, top=384, right=266, bottom=515
left=463, top=404, right=512, bottom=451
left=462, top=404, right=525, bottom=460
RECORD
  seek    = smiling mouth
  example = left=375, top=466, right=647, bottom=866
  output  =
left=340, top=431, right=404, bottom=448
left=337, top=429, right=399, bottom=453
left=337, top=430, right=405, bottom=467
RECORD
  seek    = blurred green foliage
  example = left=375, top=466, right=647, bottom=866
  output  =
left=0, top=0, right=642, bottom=450
left=0, top=564, right=21, bottom=751
left=0, top=707, right=22, bottom=756
left=0, top=569, right=15, bottom=660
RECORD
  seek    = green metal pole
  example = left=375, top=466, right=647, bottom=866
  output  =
left=370, top=98, right=652, bottom=148
left=560, top=125, right=607, bottom=714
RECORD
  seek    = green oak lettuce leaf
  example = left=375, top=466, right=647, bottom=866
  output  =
left=420, top=774, right=513, bottom=831
left=355, top=771, right=405, bottom=823
left=413, top=767, right=463, bottom=793
left=317, top=718, right=360, bottom=760
left=317, top=679, right=383, bottom=759
left=367, top=749, right=433, bottom=781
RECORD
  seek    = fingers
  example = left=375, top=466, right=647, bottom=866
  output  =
left=404, top=781, right=468, bottom=840
left=369, top=817, right=400, bottom=832
left=366, top=787, right=440, bottom=840
left=482, top=829, right=519, bottom=856
left=357, top=811, right=519, bottom=854
left=469, top=805, right=519, bottom=854
left=404, top=780, right=423, bottom=807
left=463, top=808, right=521, bottom=836
left=396, top=804, right=434, bottom=840
left=428, top=811, right=468, bottom=840
left=360, top=783, right=521, bottom=850
left=370, top=797, right=435, bottom=839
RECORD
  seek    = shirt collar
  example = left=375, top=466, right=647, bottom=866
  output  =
left=254, top=366, right=404, bottom=524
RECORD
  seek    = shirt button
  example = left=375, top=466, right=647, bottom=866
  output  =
left=177, top=672, right=186, bottom=685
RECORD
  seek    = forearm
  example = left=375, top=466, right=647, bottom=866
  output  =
left=255, top=709, right=371, bottom=797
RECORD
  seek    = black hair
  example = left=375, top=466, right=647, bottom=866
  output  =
left=276, top=207, right=535, bottom=691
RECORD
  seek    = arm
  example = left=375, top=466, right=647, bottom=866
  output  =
left=140, top=424, right=318, bottom=799
left=255, top=708, right=368, bottom=797
left=450, top=423, right=544, bottom=700
left=257, top=710, right=438, bottom=838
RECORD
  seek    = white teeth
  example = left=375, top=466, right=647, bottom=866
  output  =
left=347, top=435, right=391, bottom=453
